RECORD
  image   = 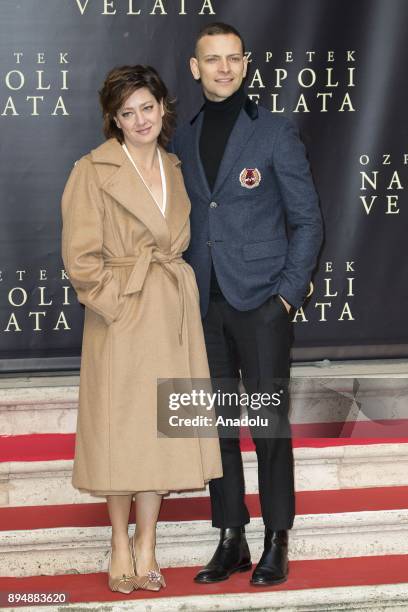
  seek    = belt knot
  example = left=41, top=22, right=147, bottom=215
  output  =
left=104, top=249, right=185, bottom=343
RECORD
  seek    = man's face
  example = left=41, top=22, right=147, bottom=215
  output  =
left=190, top=33, right=248, bottom=102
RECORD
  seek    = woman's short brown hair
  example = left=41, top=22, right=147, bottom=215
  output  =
left=99, top=65, right=176, bottom=148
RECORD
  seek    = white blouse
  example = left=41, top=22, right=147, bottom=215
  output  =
left=122, top=143, right=167, bottom=216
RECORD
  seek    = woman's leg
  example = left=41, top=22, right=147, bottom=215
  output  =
left=106, top=494, right=134, bottom=576
left=132, top=491, right=163, bottom=575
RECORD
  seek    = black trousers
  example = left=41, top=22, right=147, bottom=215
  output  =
left=203, top=294, right=295, bottom=531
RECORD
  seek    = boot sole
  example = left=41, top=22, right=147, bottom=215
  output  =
left=194, top=561, right=253, bottom=584
left=250, top=574, right=288, bottom=586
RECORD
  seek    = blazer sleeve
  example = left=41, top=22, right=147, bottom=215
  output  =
left=272, top=119, right=324, bottom=309
left=61, top=157, right=124, bottom=325
left=167, top=131, right=179, bottom=156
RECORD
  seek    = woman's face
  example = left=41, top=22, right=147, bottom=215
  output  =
left=114, top=87, right=164, bottom=148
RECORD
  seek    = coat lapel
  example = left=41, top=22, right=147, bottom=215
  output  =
left=92, top=139, right=169, bottom=249
left=211, top=108, right=257, bottom=197
left=160, top=148, right=191, bottom=245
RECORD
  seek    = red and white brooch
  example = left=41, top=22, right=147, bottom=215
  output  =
left=239, top=168, right=262, bottom=189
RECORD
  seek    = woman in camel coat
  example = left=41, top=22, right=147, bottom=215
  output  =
left=61, top=65, right=222, bottom=593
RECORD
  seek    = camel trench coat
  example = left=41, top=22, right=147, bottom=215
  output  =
left=61, top=137, right=222, bottom=494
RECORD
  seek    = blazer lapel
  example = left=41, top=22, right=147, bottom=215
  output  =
left=191, top=112, right=212, bottom=200
left=212, top=109, right=257, bottom=197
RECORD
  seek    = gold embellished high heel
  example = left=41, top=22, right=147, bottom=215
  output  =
left=130, top=534, right=166, bottom=591
left=108, top=538, right=138, bottom=594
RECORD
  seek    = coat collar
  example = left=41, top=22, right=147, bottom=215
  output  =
left=90, top=138, right=187, bottom=251
left=90, top=137, right=181, bottom=167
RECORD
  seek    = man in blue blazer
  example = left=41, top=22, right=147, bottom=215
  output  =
left=171, top=22, right=323, bottom=586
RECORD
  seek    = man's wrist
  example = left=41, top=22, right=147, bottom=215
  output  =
left=278, top=294, right=292, bottom=313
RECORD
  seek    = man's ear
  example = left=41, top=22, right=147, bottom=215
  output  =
left=190, top=57, right=200, bottom=81
left=242, top=54, right=248, bottom=78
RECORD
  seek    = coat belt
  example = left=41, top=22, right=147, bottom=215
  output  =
left=104, top=250, right=186, bottom=344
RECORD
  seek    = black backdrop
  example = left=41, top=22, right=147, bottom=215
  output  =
left=1, top=0, right=407, bottom=372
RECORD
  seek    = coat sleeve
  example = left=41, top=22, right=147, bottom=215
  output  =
left=272, top=119, right=324, bottom=309
left=61, top=157, right=125, bottom=325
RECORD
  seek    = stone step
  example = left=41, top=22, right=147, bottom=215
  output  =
left=1, top=555, right=408, bottom=611
left=2, top=443, right=408, bottom=507
left=1, top=360, right=407, bottom=436
left=2, top=379, right=408, bottom=437
left=1, top=487, right=407, bottom=576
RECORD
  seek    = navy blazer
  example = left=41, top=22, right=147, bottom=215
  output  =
left=171, top=98, right=323, bottom=317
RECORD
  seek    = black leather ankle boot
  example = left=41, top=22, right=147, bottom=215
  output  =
left=250, top=529, right=288, bottom=586
left=194, top=526, right=252, bottom=583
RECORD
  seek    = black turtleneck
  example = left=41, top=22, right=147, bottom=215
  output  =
left=200, top=83, right=246, bottom=191
left=200, top=84, right=246, bottom=295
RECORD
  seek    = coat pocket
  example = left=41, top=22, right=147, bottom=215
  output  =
left=243, top=238, right=287, bottom=261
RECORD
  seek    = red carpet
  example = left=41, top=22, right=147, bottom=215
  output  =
left=1, top=486, right=407, bottom=532
left=1, top=432, right=408, bottom=462
left=0, top=555, right=407, bottom=606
